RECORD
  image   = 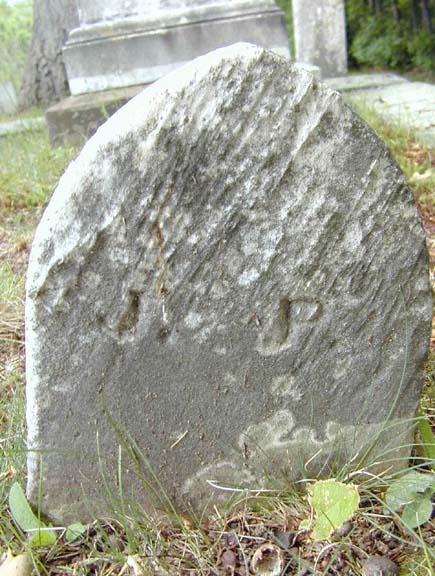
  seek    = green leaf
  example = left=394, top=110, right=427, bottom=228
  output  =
left=65, top=522, right=87, bottom=542
left=417, top=409, right=435, bottom=470
left=310, top=480, right=360, bottom=541
left=401, top=493, right=433, bottom=529
left=9, top=482, right=42, bottom=532
left=29, top=528, right=57, bottom=547
left=8, top=482, right=57, bottom=546
left=384, top=471, right=435, bottom=512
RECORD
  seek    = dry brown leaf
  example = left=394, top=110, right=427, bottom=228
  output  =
left=0, top=552, right=33, bottom=576
left=250, top=543, right=284, bottom=576
left=221, top=548, right=237, bottom=572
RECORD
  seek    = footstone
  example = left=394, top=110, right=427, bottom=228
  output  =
left=46, top=85, right=145, bottom=146
left=26, top=43, right=432, bottom=523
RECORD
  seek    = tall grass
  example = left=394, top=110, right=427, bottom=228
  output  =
left=0, top=129, right=76, bottom=214
left=0, top=127, right=75, bottom=563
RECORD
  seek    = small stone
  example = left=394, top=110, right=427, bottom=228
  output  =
left=223, top=531, right=238, bottom=549
left=361, top=556, right=399, bottom=576
left=220, top=549, right=237, bottom=571
left=274, top=529, right=295, bottom=549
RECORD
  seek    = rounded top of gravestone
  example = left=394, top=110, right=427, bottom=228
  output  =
left=26, top=43, right=431, bottom=522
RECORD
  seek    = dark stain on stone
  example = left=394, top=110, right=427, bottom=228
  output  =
left=116, top=290, right=140, bottom=335
left=157, top=325, right=171, bottom=342
left=276, top=296, right=291, bottom=345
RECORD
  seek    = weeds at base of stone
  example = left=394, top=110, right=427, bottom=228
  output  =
left=8, top=408, right=435, bottom=575
left=3, top=472, right=435, bottom=575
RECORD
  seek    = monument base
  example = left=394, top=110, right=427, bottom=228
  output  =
left=45, top=84, right=146, bottom=146
left=64, top=3, right=289, bottom=95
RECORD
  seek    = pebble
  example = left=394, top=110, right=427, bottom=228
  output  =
left=361, top=556, right=399, bottom=576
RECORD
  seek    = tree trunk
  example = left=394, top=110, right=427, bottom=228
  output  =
left=421, top=0, right=433, bottom=32
left=411, top=0, right=421, bottom=30
left=18, top=0, right=78, bottom=109
left=391, top=0, right=401, bottom=23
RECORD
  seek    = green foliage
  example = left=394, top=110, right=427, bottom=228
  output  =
left=351, top=17, right=410, bottom=68
left=8, top=482, right=87, bottom=546
left=308, top=480, right=360, bottom=541
left=64, top=522, right=87, bottom=542
left=406, top=29, right=435, bottom=70
left=274, top=0, right=294, bottom=56
left=417, top=408, right=435, bottom=468
left=384, top=471, right=435, bottom=529
left=345, top=0, right=435, bottom=72
left=8, top=482, right=57, bottom=546
left=0, top=0, right=33, bottom=91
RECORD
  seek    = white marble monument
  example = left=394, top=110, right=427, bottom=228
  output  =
left=63, top=0, right=290, bottom=95
left=292, top=0, right=347, bottom=78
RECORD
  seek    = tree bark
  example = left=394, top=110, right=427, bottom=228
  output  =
left=391, top=0, right=401, bottom=23
left=18, top=0, right=78, bottom=109
left=411, top=0, right=421, bottom=30
left=421, top=0, right=433, bottom=32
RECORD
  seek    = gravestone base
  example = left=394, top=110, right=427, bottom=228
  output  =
left=45, top=84, right=145, bottom=146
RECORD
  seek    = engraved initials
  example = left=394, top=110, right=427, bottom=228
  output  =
left=256, top=297, right=323, bottom=355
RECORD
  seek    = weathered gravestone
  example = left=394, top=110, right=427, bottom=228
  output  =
left=26, top=43, right=432, bottom=522
left=292, top=0, right=347, bottom=78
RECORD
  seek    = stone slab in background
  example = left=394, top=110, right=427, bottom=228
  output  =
left=349, top=82, right=435, bottom=147
left=0, top=117, right=45, bottom=137
left=292, top=0, right=347, bottom=78
left=325, top=72, right=408, bottom=92
left=26, top=43, right=432, bottom=523
left=64, top=0, right=290, bottom=95
left=0, top=81, right=17, bottom=115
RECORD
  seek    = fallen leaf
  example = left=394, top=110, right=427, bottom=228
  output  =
left=310, top=480, right=360, bottom=541
left=0, top=552, right=33, bottom=576
left=250, top=543, right=284, bottom=576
